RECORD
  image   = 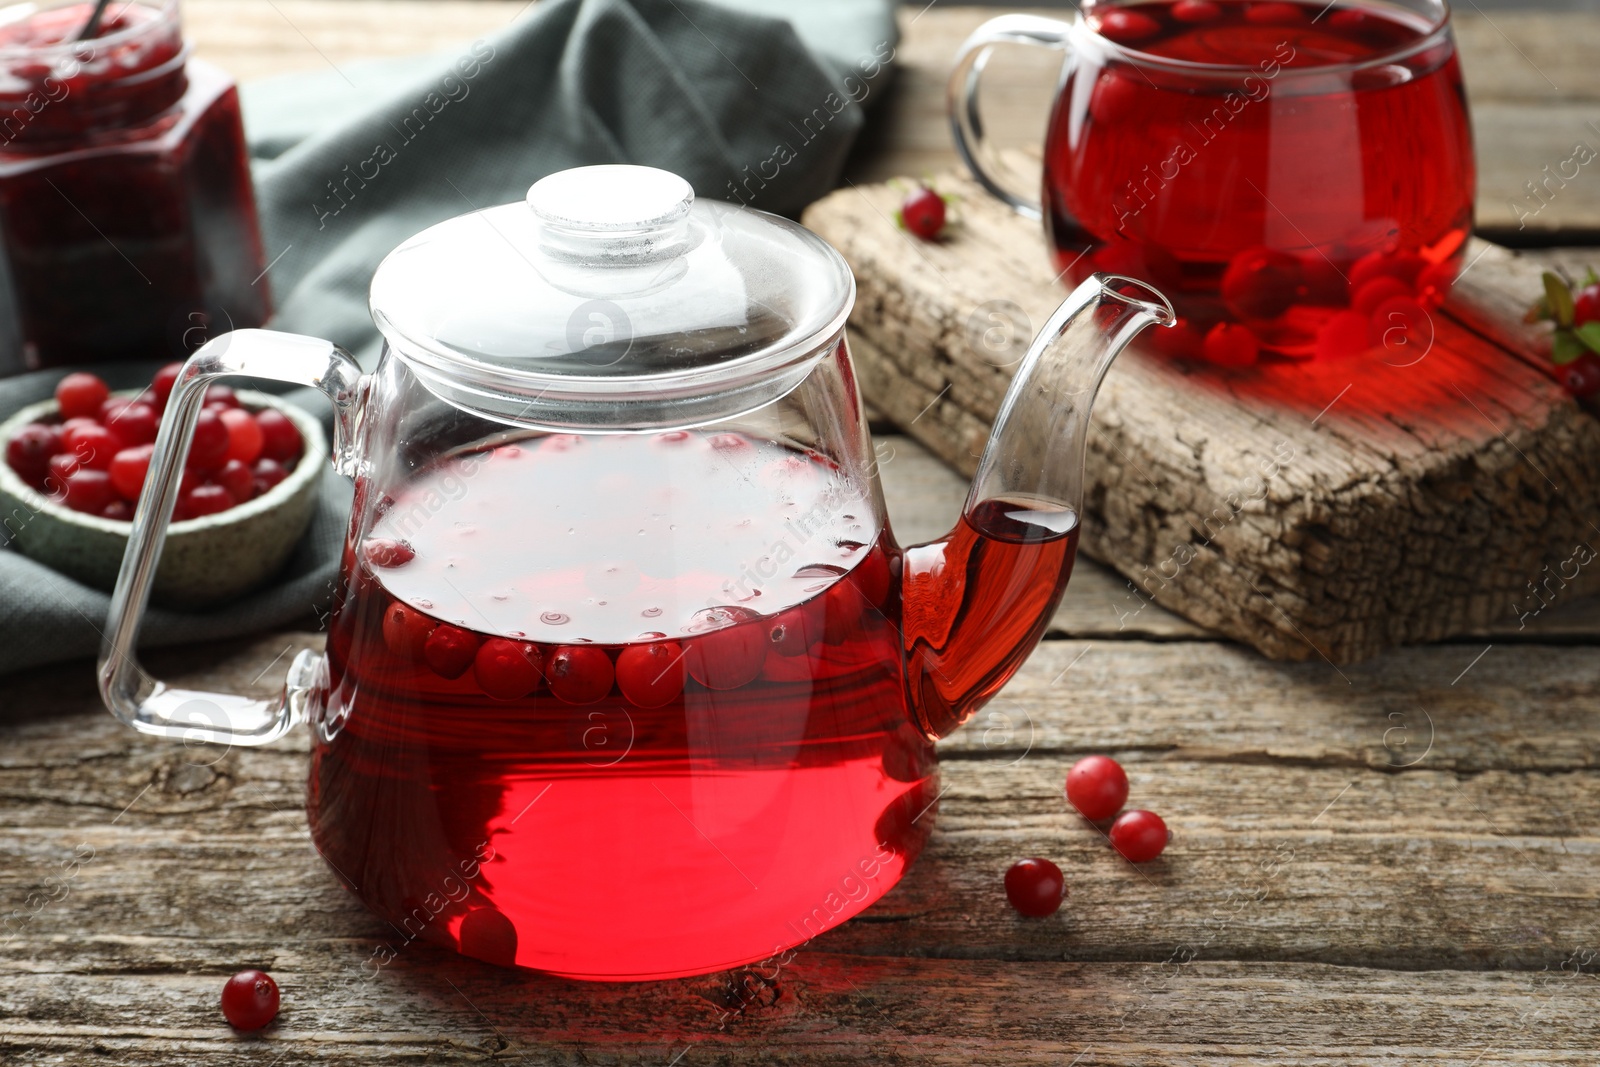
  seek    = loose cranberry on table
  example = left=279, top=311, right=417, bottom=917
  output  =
left=1065, top=755, right=1129, bottom=822
left=1004, top=858, right=1066, bottom=918
left=220, top=969, right=279, bottom=1031
left=1109, top=809, right=1170, bottom=863
left=897, top=185, right=948, bottom=241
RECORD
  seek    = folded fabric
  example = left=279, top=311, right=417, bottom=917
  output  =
left=0, top=0, right=896, bottom=675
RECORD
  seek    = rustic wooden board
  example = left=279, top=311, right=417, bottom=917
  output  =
left=3, top=633, right=1598, bottom=1062
left=881, top=430, right=1600, bottom=642
left=802, top=172, right=1600, bottom=664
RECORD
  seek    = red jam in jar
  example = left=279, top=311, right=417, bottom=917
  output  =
left=0, top=0, right=269, bottom=369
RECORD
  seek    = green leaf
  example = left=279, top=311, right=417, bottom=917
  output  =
left=1575, top=321, right=1600, bottom=356
left=1544, top=272, right=1576, bottom=327
left=1584, top=267, right=1599, bottom=288
left=1553, top=330, right=1587, bottom=364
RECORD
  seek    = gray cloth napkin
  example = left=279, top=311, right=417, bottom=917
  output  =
left=0, top=0, right=896, bottom=674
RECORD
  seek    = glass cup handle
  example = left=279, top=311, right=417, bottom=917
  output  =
left=947, top=14, right=1074, bottom=221
left=98, top=329, right=365, bottom=747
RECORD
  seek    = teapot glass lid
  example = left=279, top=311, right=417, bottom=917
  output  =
left=367, top=165, right=855, bottom=429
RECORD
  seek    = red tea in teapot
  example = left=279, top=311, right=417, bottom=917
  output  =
left=311, top=429, right=1079, bottom=977
left=1048, top=0, right=1474, bottom=359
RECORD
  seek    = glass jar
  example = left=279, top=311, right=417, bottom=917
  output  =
left=0, top=0, right=269, bottom=370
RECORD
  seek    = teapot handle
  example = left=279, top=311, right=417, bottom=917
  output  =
left=98, top=330, right=365, bottom=747
left=947, top=14, right=1073, bottom=221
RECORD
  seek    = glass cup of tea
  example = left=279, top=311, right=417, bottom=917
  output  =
left=950, top=0, right=1475, bottom=363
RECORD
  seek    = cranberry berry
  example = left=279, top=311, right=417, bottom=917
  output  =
left=253, top=458, right=288, bottom=496
left=615, top=641, right=687, bottom=707
left=1065, top=755, right=1129, bottom=822
left=382, top=602, right=435, bottom=660
left=364, top=537, right=415, bottom=568
left=151, top=362, right=184, bottom=407
left=474, top=638, right=544, bottom=700
left=1573, top=283, right=1600, bottom=328
left=1562, top=353, right=1600, bottom=399
left=215, top=459, right=255, bottom=503
left=898, top=185, right=947, bottom=241
left=220, top=408, right=263, bottom=465
left=55, top=372, right=109, bottom=420
left=105, top=400, right=159, bottom=447
left=423, top=623, right=481, bottom=679
left=1097, top=8, right=1160, bottom=42
left=546, top=645, right=615, bottom=704
left=108, top=444, right=155, bottom=502
left=185, top=409, right=230, bottom=472
left=1004, top=858, right=1066, bottom=918
left=686, top=609, right=766, bottom=689
left=179, top=483, right=233, bottom=520
left=1109, top=809, right=1170, bottom=863
left=220, top=969, right=279, bottom=1031
left=255, top=408, right=303, bottom=463
left=1203, top=322, right=1259, bottom=368
left=60, top=422, right=119, bottom=470
left=61, top=469, right=114, bottom=514
left=1171, top=0, right=1221, bottom=22
left=6, top=423, right=60, bottom=483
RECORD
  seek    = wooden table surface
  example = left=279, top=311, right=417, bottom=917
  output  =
left=4, top=5, right=1599, bottom=1064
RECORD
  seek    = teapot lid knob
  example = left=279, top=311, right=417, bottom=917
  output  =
left=526, top=165, right=694, bottom=233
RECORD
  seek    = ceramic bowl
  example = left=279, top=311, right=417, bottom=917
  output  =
left=0, top=390, right=326, bottom=608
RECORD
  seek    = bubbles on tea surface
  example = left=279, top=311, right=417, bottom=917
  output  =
left=491, top=592, right=510, bottom=602
left=541, top=611, right=570, bottom=626
left=641, top=606, right=663, bottom=618
left=793, top=563, right=846, bottom=594
left=416, top=598, right=434, bottom=609
left=835, top=539, right=867, bottom=552
left=686, top=605, right=757, bottom=634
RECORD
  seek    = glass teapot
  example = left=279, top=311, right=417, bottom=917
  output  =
left=98, top=165, right=1172, bottom=980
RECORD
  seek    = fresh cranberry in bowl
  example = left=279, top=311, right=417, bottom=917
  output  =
left=0, top=369, right=326, bottom=606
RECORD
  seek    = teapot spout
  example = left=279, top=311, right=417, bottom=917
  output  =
left=898, top=274, right=1173, bottom=739
left=967, top=274, right=1175, bottom=524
